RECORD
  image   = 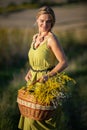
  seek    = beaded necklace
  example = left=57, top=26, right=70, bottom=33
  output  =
left=33, top=32, right=48, bottom=49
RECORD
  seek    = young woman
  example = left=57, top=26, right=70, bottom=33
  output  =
left=18, top=6, right=68, bottom=130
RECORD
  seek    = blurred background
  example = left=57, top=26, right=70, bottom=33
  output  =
left=0, top=0, right=87, bottom=130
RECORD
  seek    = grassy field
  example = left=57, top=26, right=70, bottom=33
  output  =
left=0, top=27, right=87, bottom=130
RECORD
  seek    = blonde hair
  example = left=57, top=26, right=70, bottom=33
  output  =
left=36, top=6, right=56, bottom=28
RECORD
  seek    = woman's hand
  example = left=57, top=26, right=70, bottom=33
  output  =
left=39, top=75, right=48, bottom=83
left=25, top=70, right=32, bottom=82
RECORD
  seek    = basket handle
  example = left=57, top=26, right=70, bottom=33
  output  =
left=27, top=79, right=40, bottom=92
left=30, top=79, right=40, bottom=86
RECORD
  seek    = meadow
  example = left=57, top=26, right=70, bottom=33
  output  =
left=0, top=27, right=87, bottom=130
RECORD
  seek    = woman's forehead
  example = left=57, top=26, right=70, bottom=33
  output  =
left=38, top=14, right=51, bottom=20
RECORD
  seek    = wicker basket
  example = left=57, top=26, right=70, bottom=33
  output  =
left=17, top=89, right=57, bottom=120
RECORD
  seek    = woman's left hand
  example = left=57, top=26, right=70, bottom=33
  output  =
left=39, top=75, right=48, bottom=83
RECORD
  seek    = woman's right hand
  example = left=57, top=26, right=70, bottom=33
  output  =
left=25, top=70, right=32, bottom=82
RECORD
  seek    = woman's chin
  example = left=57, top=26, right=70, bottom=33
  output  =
left=40, top=28, right=49, bottom=32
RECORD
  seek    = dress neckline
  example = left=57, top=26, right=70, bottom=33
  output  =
left=32, top=34, right=49, bottom=50
left=32, top=39, right=47, bottom=50
left=32, top=32, right=53, bottom=50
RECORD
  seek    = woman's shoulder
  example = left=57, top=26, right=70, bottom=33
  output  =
left=47, top=32, right=60, bottom=49
left=48, top=32, right=58, bottom=42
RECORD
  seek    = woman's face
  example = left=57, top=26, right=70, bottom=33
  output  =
left=37, top=14, right=52, bottom=33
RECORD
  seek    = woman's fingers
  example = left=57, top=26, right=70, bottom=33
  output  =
left=25, top=71, right=32, bottom=82
left=25, top=75, right=29, bottom=82
left=39, top=75, right=48, bottom=83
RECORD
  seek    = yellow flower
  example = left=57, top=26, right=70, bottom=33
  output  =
left=18, top=72, right=76, bottom=105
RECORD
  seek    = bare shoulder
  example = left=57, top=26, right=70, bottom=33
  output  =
left=47, top=32, right=59, bottom=47
left=48, top=32, right=57, bottom=40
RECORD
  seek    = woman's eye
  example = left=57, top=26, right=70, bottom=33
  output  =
left=40, top=20, right=44, bottom=23
left=40, top=20, right=51, bottom=24
left=47, top=20, right=51, bottom=23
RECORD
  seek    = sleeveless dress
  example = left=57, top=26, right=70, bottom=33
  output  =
left=18, top=38, right=62, bottom=130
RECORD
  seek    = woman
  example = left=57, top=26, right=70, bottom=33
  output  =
left=18, top=6, right=68, bottom=130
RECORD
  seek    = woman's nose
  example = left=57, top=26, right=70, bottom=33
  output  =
left=43, top=22, right=47, bottom=27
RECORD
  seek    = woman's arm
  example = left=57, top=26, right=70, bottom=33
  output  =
left=47, top=33, right=68, bottom=77
left=25, top=69, right=32, bottom=82
left=39, top=33, right=68, bottom=82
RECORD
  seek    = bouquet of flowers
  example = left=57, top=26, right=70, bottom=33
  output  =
left=28, top=72, right=76, bottom=105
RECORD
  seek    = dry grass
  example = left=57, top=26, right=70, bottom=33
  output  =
left=0, top=27, right=87, bottom=130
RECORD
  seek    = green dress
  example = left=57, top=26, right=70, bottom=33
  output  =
left=18, top=38, right=62, bottom=130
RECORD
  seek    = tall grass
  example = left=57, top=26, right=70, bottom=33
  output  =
left=0, top=28, right=35, bottom=87
left=0, top=27, right=87, bottom=130
left=0, top=28, right=34, bottom=68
